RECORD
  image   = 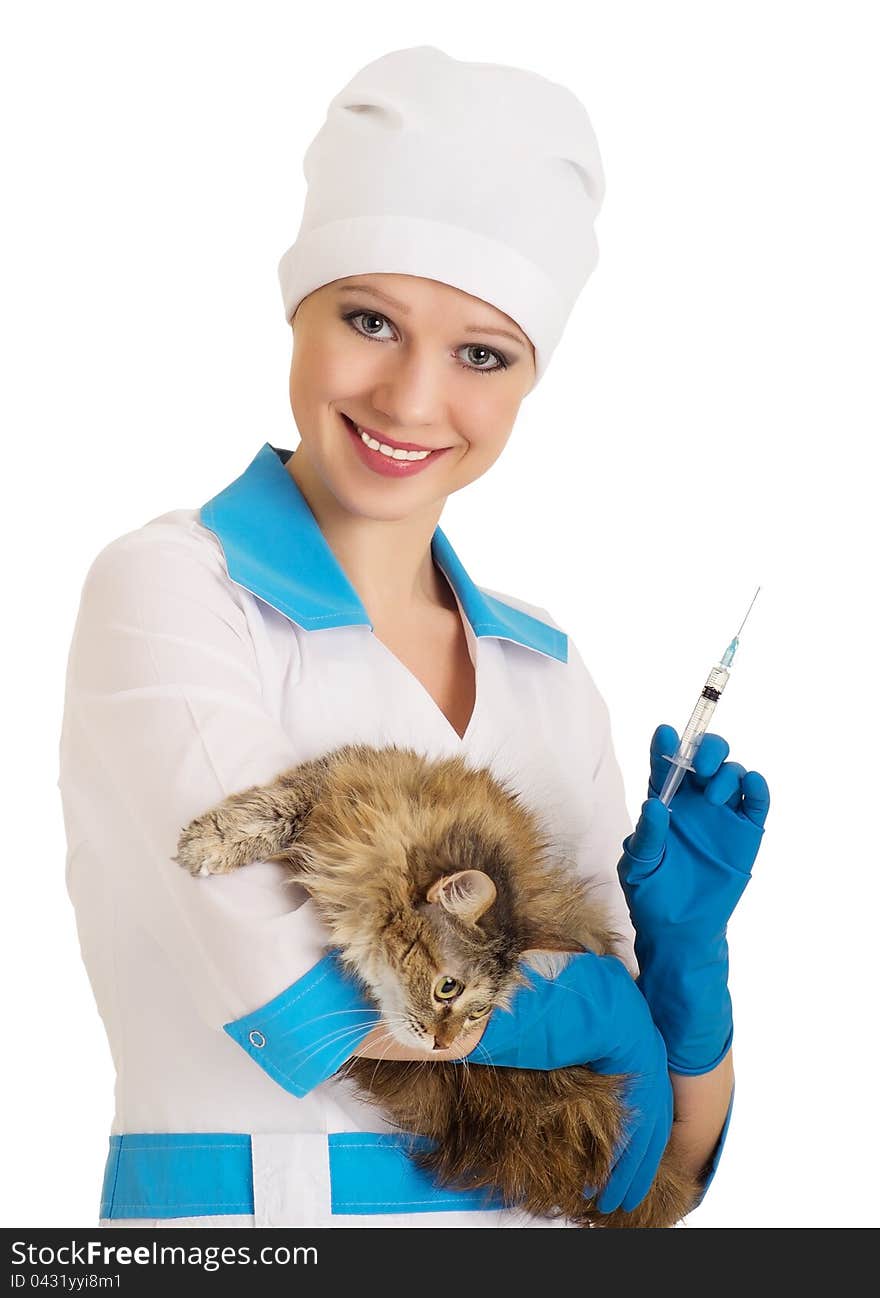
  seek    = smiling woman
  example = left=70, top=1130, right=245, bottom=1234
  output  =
left=284, top=273, right=535, bottom=528
left=58, top=43, right=742, bottom=1233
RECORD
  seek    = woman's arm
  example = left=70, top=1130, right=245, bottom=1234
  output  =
left=668, top=1048, right=734, bottom=1183
left=60, top=528, right=380, bottom=1098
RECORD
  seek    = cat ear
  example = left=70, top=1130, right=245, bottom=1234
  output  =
left=426, top=870, right=497, bottom=924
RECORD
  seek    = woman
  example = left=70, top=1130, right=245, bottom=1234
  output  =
left=59, top=45, right=765, bottom=1229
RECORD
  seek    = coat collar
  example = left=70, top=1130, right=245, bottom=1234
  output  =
left=199, top=442, right=568, bottom=663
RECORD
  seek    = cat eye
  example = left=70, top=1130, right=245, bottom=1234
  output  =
left=433, top=976, right=463, bottom=1002
left=467, top=1005, right=491, bottom=1020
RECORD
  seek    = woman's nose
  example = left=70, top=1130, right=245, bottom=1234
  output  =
left=368, top=356, right=450, bottom=434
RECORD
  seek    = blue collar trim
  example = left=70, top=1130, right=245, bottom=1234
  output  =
left=199, top=442, right=567, bottom=663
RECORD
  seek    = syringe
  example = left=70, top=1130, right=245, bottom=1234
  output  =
left=658, top=587, right=761, bottom=806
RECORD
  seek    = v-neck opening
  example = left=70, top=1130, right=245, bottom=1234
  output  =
left=367, top=558, right=480, bottom=746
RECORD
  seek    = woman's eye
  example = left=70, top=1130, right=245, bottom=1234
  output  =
left=348, top=310, right=394, bottom=339
left=460, top=345, right=504, bottom=372
left=342, top=310, right=508, bottom=374
left=433, top=976, right=463, bottom=1001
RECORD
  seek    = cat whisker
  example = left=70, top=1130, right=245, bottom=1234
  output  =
left=300, top=1025, right=386, bottom=1063
left=293, top=1021, right=386, bottom=1072
left=299, top=1007, right=384, bottom=1023
left=363, top=1028, right=408, bottom=1091
left=289, top=1006, right=385, bottom=1046
left=454, top=1042, right=502, bottom=1083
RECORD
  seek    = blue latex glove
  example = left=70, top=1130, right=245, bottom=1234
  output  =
left=460, top=952, right=674, bottom=1214
left=617, top=725, right=770, bottom=1075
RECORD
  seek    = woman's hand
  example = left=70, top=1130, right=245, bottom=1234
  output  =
left=459, top=952, right=674, bottom=1214
left=617, top=725, right=770, bottom=1075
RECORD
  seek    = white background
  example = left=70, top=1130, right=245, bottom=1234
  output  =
left=2, top=1, right=877, bottom=1228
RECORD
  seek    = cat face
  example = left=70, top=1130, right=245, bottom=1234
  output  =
left=360, top=868, right=562, bottom=1052
left=365, top=872, right=503, bottom=1050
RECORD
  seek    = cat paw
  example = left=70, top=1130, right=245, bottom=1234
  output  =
left=173, top=814, right=236, bottom=877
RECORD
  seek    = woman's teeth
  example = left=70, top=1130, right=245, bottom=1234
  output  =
left=354, top=423, right=432, bottom=461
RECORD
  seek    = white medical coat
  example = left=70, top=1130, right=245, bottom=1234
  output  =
left=58, top=441, right=637, bottom=1228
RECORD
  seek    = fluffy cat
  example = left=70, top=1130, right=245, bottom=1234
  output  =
left=174, top=742, right=701, bottom=1228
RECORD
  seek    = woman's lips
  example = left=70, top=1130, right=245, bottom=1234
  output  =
left=347, top=419, right=435, bottom=453
left=341, top=413, right=452, bottom=478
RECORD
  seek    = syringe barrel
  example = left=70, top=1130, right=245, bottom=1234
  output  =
left=658, top=760, right=688, bottom=806
left=676, top=663, right=730, bottom=762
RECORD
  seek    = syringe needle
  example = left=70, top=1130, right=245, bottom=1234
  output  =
left=734, top=586, right=761, bottom=640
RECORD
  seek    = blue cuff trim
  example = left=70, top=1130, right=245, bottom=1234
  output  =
left=223, top=950, right=381, bottom=1098
left=100, top=1133, right=254, bottom=1219
left=327, top=1133, right=510, bottom=1215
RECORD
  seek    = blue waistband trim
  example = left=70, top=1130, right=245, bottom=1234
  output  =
left=100, top=1134, right=254, bottom=1219
left=327, top=1133, right=508, bottom=1215
left=100, top=1132, right=510, bottom=1219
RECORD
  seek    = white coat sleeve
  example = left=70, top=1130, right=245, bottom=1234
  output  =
left=58, top=524, right=377, bottom=1098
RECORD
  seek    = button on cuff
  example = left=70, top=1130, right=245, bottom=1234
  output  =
left=223, top=949, right=380, bottom=1098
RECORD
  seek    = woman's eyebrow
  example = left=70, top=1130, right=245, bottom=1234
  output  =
left=335, top=283, right=526, bottom=346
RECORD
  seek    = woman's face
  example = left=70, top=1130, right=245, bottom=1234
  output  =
left=287, top=273, right=537, bottom=521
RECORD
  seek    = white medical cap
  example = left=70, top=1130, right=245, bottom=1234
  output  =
left=277, top=45, right=606, bottom=387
